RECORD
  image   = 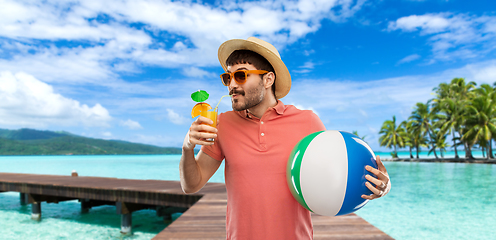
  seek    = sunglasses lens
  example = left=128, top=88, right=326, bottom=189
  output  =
left=221, top=73, right=231, bottom=86
left=233, top=71, right=246, bottom=84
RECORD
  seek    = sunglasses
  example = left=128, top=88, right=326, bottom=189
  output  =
left=220, top=70, right=269, bottom=86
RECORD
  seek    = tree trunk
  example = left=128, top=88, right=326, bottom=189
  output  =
left=416, top=145, right=420, bottom=159
left=465, top=143, right=475, bottom=159
left=452, top=132, right=459, bottom=159
left=489, top=139, right=494, bottom=159
left=409, top=147, right=413, bottom=159
left=394, top=145, right=397, bottom=159
left=433, top=147, right=439, bottom=159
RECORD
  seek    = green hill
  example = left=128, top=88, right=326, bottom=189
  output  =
left=0, top=128, right=70, bottom=140
left=0, top=128, right=183, bottom=155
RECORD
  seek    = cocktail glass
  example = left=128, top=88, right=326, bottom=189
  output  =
left=191, top=94, right=230, bottom=142
left=201, top=108, right=218, bottom=141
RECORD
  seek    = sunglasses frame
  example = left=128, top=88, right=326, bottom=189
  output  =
left=220, top=70, right=269, bottom=86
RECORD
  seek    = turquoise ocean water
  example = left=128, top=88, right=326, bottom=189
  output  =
left=0, top=153, right=495, bottom=239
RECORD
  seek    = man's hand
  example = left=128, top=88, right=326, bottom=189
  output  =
left=361, top=156, right=391, bottom=200
left=183, top=116, right=218, bottom=150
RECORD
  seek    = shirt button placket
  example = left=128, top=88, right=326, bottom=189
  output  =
left=260, top=119, right=267, bottom=150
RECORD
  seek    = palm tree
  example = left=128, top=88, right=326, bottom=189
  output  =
left=404, top=120, right=415, bottom=159
left=405, top=117, right=429, bottom=158
left=432, top=78, right=477, bottom=159
left=428, top=129, right=449, bottom=159
left=379, top=116, right=408, bottom=158
left=432, top=82, right=461, bottom=158
left=409, top=101, right=436, bottom=158
left=462, top=87, right=496, bottom=160
left=433, top=98, right=462, bottom=159
left=449, top=78, right=477, bottom=159
left=473, top=84, right=496, bottom=158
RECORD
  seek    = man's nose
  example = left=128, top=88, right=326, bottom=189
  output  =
left=228, top=76, right=240, bottom=90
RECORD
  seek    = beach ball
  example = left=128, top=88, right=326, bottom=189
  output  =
left=287, top=130, right=377, bottom=216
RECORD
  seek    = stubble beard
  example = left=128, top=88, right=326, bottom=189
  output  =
left=231, top=80, right=265, bottom=111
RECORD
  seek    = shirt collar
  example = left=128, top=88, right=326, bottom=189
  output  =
left=273, top=100, right=286, bottom=115
left=237, top=100, right=286, bottom=119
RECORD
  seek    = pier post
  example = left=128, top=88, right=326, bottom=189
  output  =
left=81, top=199, right=90, bottom=213
left=121, top=213, right=132, bottom=235
left=20, top=193, right=28, bottom=206
left=31, top=202, right=41, bottom=220
left=116, top=202, right=133, bottom=235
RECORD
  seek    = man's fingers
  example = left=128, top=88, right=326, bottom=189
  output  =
left=188, top=133, right=215, bottom=146
left=365, top=174, right=385, bottom=188
left=189, top=130, right=217, bottom=141
left=361, top=194, right=376, bottom=200
left=376, top=156, right=388, bottom=174
left=191, top=124, right=217, bottom=134
left=365, top=165, right=388, bottom=180
left=196, top=116, right=214, bottom=126
left=188, top=125, right=217, bottom=146
left=189, top=138, right=215, bottom=146
left=365, top=182, right=382, bottom=195
left=361, top=156, right=390, bottom=201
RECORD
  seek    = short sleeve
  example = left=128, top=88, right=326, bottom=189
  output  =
left=306, top=110, right=326, bottom=133
left=201, top=141, right=224, bottom=161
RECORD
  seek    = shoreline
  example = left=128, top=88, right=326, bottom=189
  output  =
left=382, top=157, right=496, bottom=164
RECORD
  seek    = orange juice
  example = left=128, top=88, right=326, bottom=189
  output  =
left=201, top=109, right=217, bottom=128
left=201, top=108, right=217, bottom=141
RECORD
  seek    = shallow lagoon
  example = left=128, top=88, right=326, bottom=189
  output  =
left=0, top=154, right=495, bottom=239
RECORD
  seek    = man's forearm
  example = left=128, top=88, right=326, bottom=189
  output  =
left=179, top=147, right=203, bottom=193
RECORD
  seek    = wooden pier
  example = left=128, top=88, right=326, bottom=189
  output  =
left=0, top=173, right=393, bottom=239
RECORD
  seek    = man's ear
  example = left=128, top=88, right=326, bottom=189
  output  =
left=264, top=72, right=275, bottom=89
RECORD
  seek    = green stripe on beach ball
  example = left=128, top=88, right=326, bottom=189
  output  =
left=287, top=131, right=324, bottom=212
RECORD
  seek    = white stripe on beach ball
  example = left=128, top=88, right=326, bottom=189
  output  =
left=300, top=130, right=348, bottom=216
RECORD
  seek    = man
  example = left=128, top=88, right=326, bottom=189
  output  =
left=180, top=37, right=391, bottom=240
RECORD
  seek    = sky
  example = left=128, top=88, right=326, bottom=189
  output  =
left=1, top=0, right=496, bottom=152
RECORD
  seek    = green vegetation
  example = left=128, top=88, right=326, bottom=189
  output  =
left=379, top=116, right=407, bottom=159
left=379, top=78, right=496, bottom=160
left=0, top=128, right=183, bottom=155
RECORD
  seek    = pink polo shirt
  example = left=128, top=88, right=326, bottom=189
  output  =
left=202, top=101, right=325, bottom=240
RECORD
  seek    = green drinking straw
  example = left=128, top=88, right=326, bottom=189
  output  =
left=214, top=95, right=231, bottom=111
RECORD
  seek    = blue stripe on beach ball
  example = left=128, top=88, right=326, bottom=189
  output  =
left=336, top=131, right=378, bottom=216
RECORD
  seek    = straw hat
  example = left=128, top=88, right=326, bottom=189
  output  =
left=218, top=37, right=291, bottom=99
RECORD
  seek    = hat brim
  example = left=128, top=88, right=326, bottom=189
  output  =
left=218, top=39, right=291, bottom=99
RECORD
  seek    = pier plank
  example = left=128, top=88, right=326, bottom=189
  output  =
left=154, top=192, right=393, bottom=240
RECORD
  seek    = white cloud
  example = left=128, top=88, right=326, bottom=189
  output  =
left=293, top=61, right=315, bottom=73
left=0, top=71, right=112, bottom=127
left=182, top=67, right=215, bottom=78
left=167, top=109, right=187, bottom=125
left=0, top=46, right=117, bottom=85
left=120, top=119, right=143, bottom=130
left=0, top=0, right=367, bottom=86
left=388, top=14, right=450, bottom=34
left=397, top=54, right=421, bottom=64
left=388, top=13, right=496, bottom=62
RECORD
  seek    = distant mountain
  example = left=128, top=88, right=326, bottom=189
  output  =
left=0, top=128, right=70, bottom=140
left=0, top=128, right=183, bottom=155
